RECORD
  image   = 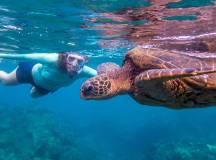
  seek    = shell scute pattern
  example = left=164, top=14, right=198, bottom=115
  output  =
left=126, top=48, right=216, bottom=108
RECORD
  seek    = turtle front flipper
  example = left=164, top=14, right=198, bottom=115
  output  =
left=97, top=62, right=120, bottom=74
left=135, top=68, right=216, bottom=86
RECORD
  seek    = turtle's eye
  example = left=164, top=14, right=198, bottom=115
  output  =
left=86, top=85, right=93, bottom=92
left=82, top=83, right=95, bottom=96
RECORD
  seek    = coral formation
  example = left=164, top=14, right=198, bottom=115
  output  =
left=143, top=139, right=216, bottom=160
left=0, top=105, right=97, bottom=160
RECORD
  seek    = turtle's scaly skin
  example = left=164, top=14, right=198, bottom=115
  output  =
left=81, top=47, right=216, bottom=109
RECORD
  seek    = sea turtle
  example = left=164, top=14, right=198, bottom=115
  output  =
left=80, top=46, right=216, bottom=109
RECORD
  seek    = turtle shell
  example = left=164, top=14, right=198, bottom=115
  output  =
left=124, top=46, right=216, bottom=72
left=123, top=47, right=216, bottom=108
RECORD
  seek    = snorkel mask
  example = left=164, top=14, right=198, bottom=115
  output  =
left=58, top=52, right=88, bottom=77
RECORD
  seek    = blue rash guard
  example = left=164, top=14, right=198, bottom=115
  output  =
left=16, top=53, right=86, bottom=95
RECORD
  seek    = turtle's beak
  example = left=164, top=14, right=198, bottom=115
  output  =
left=80, top=81, right=95, bottom=99
left=80, top=75, right=114, bottom=100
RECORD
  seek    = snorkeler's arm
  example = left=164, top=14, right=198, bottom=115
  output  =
left=0, top=53, right=59, bottom=65
left=81, top=65, right=97, bottom=77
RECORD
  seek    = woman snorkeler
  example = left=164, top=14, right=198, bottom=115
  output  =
left=0, top=52, right=97, bottom=98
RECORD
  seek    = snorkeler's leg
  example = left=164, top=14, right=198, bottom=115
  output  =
left=0, top=68, right=18, bottom=85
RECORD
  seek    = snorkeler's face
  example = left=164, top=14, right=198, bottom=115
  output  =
left=66, top=54, right=88, bottom=76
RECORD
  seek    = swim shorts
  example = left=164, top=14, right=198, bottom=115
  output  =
left=16, top=62, right=50, bottom=95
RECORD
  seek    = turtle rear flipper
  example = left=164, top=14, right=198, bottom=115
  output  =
left=97, top=62, right=120, bottom=74
left=135, top=68, right=216, bottom=86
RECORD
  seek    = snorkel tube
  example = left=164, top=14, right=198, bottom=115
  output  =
left=82, top=65, right=97, bottom=76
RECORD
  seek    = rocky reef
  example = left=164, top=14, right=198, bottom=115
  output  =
left=0, top=104, right=97, bottom=160
left=143, top=139, right=216, bottom=160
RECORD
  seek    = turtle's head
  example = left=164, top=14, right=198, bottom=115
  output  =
left=80, top=72, right=131, bottom=100
left=80, top=74, right=120, bottom=99
left=80, top=74, right=118, bottom=99
left=81, top=62, right=132, bottom=100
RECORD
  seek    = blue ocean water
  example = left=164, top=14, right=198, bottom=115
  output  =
left=0, top=0, right=216, bottom=160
